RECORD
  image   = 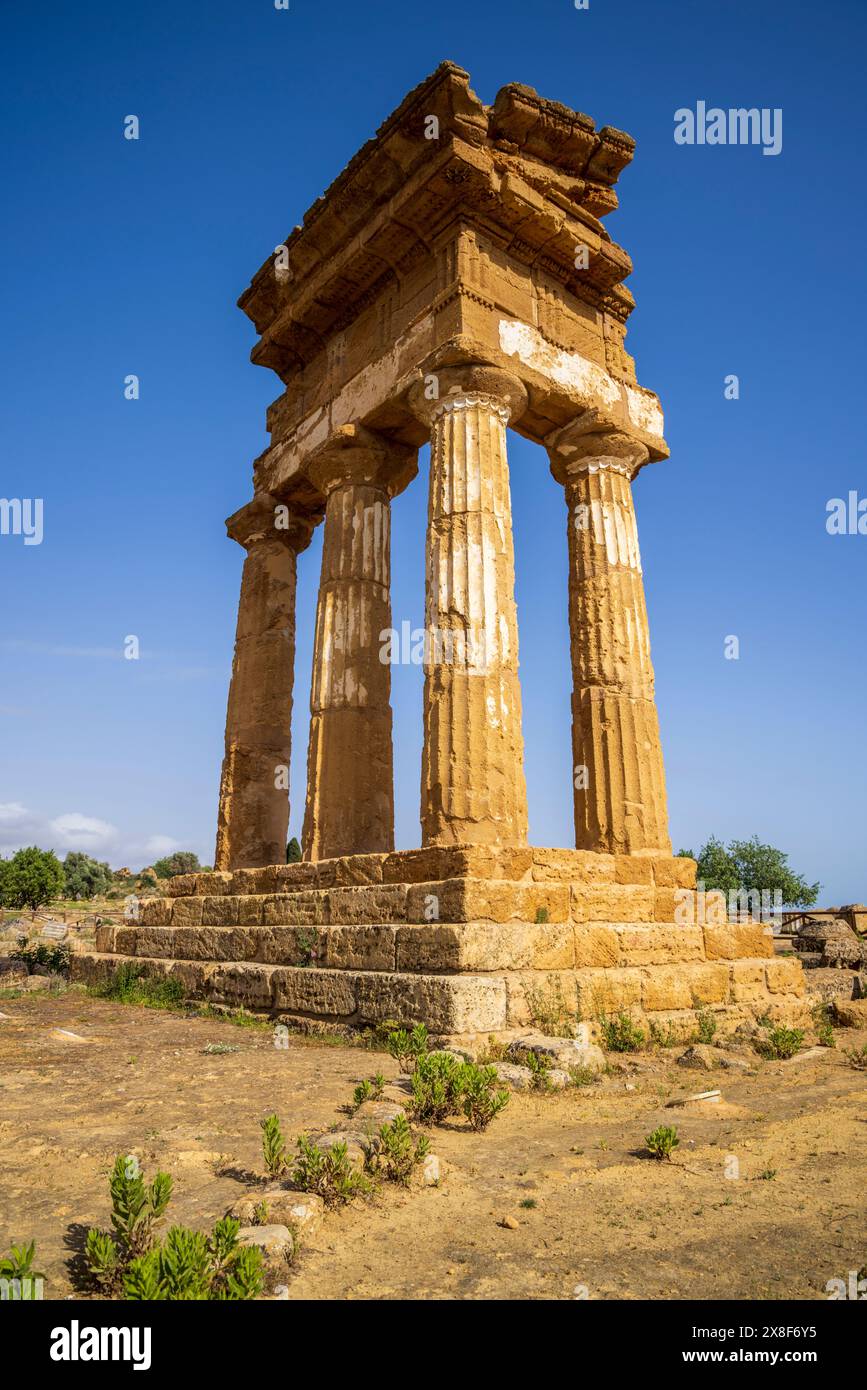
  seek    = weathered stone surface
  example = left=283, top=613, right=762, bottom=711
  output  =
left=409, top=366, right=529, bottom=849
left=613, top=924, right=704, bottom=966
left=215, top=498, right=316, bottom=872
left=832, top=999, right=867, bottom=1028
left=677, top=1043, right=716, bottom=1071
left=302, top=428, right=416, bottom=861
left=236, top=1223, right=294, bottom=1276
left=395, top=921, right=574, bottom=973
left=703, top=923, right=774, bottom=961
left=491, top=1060, right=534, bottom=1091
left=229, top=1190, right=325, bottom=1237
left=355, top=971, right=507, bottom=1032
left=547, top=422, right=670, bottom=855
left=507, top=1034, right=605, bottom=1074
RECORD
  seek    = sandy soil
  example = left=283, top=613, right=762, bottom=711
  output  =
left=0, top=990, right=864, bottom=1301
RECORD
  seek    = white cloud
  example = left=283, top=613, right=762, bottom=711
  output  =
left=48, top=813, right=118, bottom=851
left=142, top=835, right=180, bottom=856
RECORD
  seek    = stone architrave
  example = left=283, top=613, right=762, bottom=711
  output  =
left=215, top=495, right=315, bottom=871
left=547, top=414, right=671, bottom=855
left=302, top=426, right=417, bottom=861
left=409, top=366, right=529, bottom=848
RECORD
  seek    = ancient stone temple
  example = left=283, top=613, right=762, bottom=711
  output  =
left=76, top=63, right=806, bottom=1037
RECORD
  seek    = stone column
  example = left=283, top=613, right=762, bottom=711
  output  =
left=547, top=414, right=671, bottom=855
left=215, top=494, right=316, bottom=871
left=302, top=426, right=417, bottom=862
left=409, top=366, right=529, bottom=847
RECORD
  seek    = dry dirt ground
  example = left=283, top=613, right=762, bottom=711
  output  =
left=0, top=989, right=864, bottom=1302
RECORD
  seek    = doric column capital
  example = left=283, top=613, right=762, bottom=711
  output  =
left=226, top=493, right=318, bottom=554
left=305, top=423, right=417, bottom=499
left=546, top=410, right=650, bottom=487
left=407, top=363, right=528, bottom=432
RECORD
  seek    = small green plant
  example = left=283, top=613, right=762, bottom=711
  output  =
left=519, top=1198, right=537, bottom=1210
left=290, top=1134, right=371, bottom=1207
left=294, top=927, right=321, bottom=967
left=260, top=1113, right=288, bottom=1178
left=812, top=1004, right=835, bottom=1049
left=0, top=1241, right=44, bottom=1298
left=759, top=1168, right=777, bottom=1181
left=84, top=1156, right=261, bottom=1300
left=11, top=937, right=70, bottom=975
left=202, top=1042, right=239, bottom=1055
left=92, top=962, right=184, bottom=1010
left=365, top=1114, right=430, bottom=1186
left=534, top=906, right=549, bottom=924
left=525, top=1049, right=552, bottom=1092
left=843, top=1043, right=867, bottom=1071
left=568, top=1065, right=597, bottom=1088
left=525, top=978, right=575, bottom=1037
left=352, top=1073, right=385, bottom=1110
left=252, top=1201, right=269, bottom=1226
left=460, top=1064, right=509, bottom=1131
left=645, top=1125, right=680, bottom=1162
left=387, top=1023, right=429, bottom=1073
left=649, top=1020, right=680, bottom=1049
left=695, top=1007, right=717, bottom=1044
left=756, top=1026, right=804, bottom=1060
left=409, top=1051, right=464, bottom=1124
left=600, top=1012, right=646, bottom=1054
left=476, top=1036, right=507, bottom=1063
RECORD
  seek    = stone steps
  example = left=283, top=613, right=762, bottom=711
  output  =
left=162, top=846, right=697, bottom=901
left=71, top=947, right=805, bottom=1033
left=95, top=919, right=776, bottom=973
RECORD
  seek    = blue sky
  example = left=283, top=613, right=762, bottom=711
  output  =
left=1, top=0, right=864, bottom=901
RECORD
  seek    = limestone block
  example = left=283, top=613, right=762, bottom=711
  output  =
left=262, top=892, right=327, bottom=927
left=210, top=963, right=274, bottom=1009
left=504, top=970, right=580, bottom=1027
left=406, top=879, right=568, bottom=925
left=168, top=875, right=198, bottom=898
left=201, top=895, right=240, bottom=928
left=703, top=923, right=774, bottom=961
left=136, top=898, right=171, bottom=927
left=614, top=857, right=654, bottom=885
left=574, top=967, right=642, bottom=1016
left=95, top=924, right=117, bottom=952
left=570, top=883, right=655, bottom=923
left=270, top=967, right=357, bottom=1016
left=323, top=925, right=397, bottom=972
left=613, top=924, right=704, bottom=967
left=640, top=965, right=693, bottom=1012
left=530, top=848, right=615, bottom=884
left=653, top=857, right=697, bottom=889
left=395, top=921, right=574, bottom=973
left=237, top=1224, right=294, bottom=1279
left=573, top=926, right=619, bottom=968
left=272, top=863, right=319, bottom=891
left=233, top=867, right=281, bottom=897
left=729, top=961, right=768, bottom=1004
left=171, top=898, right=204, bottom=929
left=507, top=1034, right=604, bottom=1073
left=328, top=884, right=408, bottom=924
left=329, top=854, right=388, bottom=887
left=354, top=971, right=507, bottom=1033
left=765, top=958, right=806, bottom=996
left=236, top=895, right=266, bottom=926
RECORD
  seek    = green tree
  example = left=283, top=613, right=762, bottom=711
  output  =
left=286, top=837, right=302, bottom=864
left=677, top=836, right=819, bottom=908
left=153, top=852, right=200, bottom=880
left=1, top=847, right=65, bottom=911
left=63, top=852, right=114, bottom=900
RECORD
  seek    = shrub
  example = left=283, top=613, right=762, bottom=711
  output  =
left=408, top=1051, right=464, bottom=1124
left=85, top=1155, right=261, bottom=1300
left=460, top=1064, right=509, bottom=1131
left=260, top=1113, right=288, bottom=1178
left=352, top=1073, right=385, bottom=1110
left=812, top=1004, right=835, bottom=1049
left=290, top=1134, right=371, bottom=1207
left=600, top=1012, right=646, bottom=1053
left=844, top=1043, right=867, bottom=1071
left=11, top=937, right=70, bottom=976
left=756, top=1026, right=804, bottom=1060
left=153, top=852, right=200, bottom=880
left=568, top=1065, right=597, bottom=1087
left=92, top=962, right=184, bottom=1010
left=0, top=846, right=64, bottom=911
left=525, top=1050, right=552, bottom=1092
left=695, top=1008, right=717, bottom=1045
left=0, top=1240, right=44, bottom=1299
left=365, top=1114, right=430, bottom=1185
left=649, top=1020, right=680, bottom=1049
left=386, top=1023, right=429, bottom=1072
left=525, top=978, right=575, bottom=1037
left=645, top=1125, right=680, bottom=1161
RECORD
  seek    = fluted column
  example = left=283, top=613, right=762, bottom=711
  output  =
left=547, top=414, right=671, bottom=855
left=302, top=426, right=416, bottom=861
left=215, top=494, right=315, bottom=871
left=409, top=366, right=529, bottom=847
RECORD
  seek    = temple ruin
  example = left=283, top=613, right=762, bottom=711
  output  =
left=76, top=63, right=807, bottom=1037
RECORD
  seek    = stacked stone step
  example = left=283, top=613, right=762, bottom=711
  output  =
left=72, top=847, right=807, bottom=1036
